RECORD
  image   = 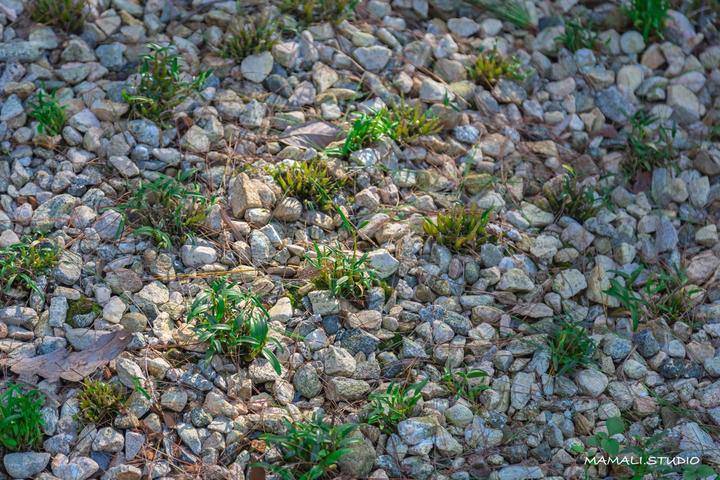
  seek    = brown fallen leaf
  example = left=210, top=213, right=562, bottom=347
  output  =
left=279, top=121, right=342, bottom=149
left=7, top=329, right=132, bottom=382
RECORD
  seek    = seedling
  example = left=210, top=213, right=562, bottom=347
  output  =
left=557, top=19, right=603, bottom=52
left=545, top=165, right=599, bottom=221
left=305, top=243, right=380, bottom=302
left=76, top=380, right=126, bottom=426
left=423, top=205, right=492, bottom=253
left=547, top=319, right=596, bottom=377
left=0, top=383, right=45, bottom=452
left=367, top=381, right=427, bottom=434
left=123, top=43, right=211, bottom=125
left=30, top=0, right=86, bottom=33
left=189, top=277, right=282, bottom=374
left=470, top=0, right=532, bottom=30
left=624, top=111, right=676, bottom=177
left=223, top=13, right=278, bottom=60
left=271, top=160, right=346, bottom=213
left=624, top=0, right=669, bottom=42
left=440, top=367, right=489, bottom=405
left=469, top=46, right=527, bottom=89
left=280, top=0, right=358, bottom=25
left=257, top=411, right=359, bottom=480
left=0, top=237, right=59, bottom=300
left=28, top=89, right=67, bottom=136
left=114, top=170, right=214, bottom=248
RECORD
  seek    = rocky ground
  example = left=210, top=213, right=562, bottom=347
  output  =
left=1, top=0, right=720, bottom=479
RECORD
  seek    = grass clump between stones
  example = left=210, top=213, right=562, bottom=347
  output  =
left=30, top=0, right=86, bottom=33
left=367, top=381, right=426, bottom=434
left=624, top=111, right=676, bottom=177
left=28, top=88, right=67, bottom=136
left=423, top=205, right=492, bottom=253
left=0, top=383, right=45, bottom=452
left=76, top=380, right=126, bottom=427
left=469, top=46, right=527, bottom=89
left=604, top=265, right=699, bottom=331
left=280, top=0, right=358, bottom=25
left=122, top=43, right=211, bottom=125
left=271, top=160, right=346, bottom=212
left=257, top=411, right=358, bottom=480
left=623, top=0, right=669, bottom=42
left=470, top=0, right=533, bottom=30
left=557, top=19, right=603, bottom=52
left=0, top=237, right=59, bottom=300
left=440, top=367, right=490, bottom=406
left=223, top=13, right=278, bottom=60
left=189, top=277, right=282, bottom=374
left=305, top=243, right=381, bottom=302
left=546, top=319, right=596, bottom=377
left=114, top=170, right=214, bottom=248
left=545, top=165, right=599, bottom=222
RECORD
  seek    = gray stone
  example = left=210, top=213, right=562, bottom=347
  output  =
left=3, top=452, right=50, bottom=479
left=241, top=51, right=273, bottom=83
left=354, top=45, right=391, bottom=71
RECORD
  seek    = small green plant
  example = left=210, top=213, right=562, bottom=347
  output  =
left=271, top=160, right=346, bottom=212
left=440, top=367, right=489, bottom=405
left=28, top=89, right=67, bottom=136
left=557, top=19, right=603, bottom=52
left=604, top=265, right=698, bottom=331
left=326, top=109, right=395, bottom=158
left=470, top=0, right=532, bottom=29
left=0, top=238, right=59, bottom=299
left=305, top=243, right=380, bottom=302
left=387, top=101, right=443, bottom=143
left=367, top=381, right=426, bottom=434
left=189, top=277, right=282, bottom=374
left=469, top=46, right=527, bottom=89
left=280, top=0, right=358, bottom=25
left=223, top=13, right=278, bottom=60
left=545, top=165, right=599, bottom=221
left=423, top=205, right=492, bottom=253
left=114, top=170, right=214, bottom=248
left=76, top=380, right=126, bottom=426
left=624, top=111, right=676, bottom=177
left=547, top=319, right=596, bottom=377
left=123, top=43, right=211, bottom=125
left=30, top=0, right=86, bottom=33
left=257, top=411, right=359, bottom=480
left=623, top=0, right=669, bottom=42
left=0, top=383, right=45, bottom=452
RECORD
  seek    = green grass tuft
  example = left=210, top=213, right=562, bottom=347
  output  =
left=624, top=111, right=676, bottom=177
left=28, top=88, right=67, bottom=136
left=280, top=0, right=358, bottom=25
left=0, top=384, right=45, bottom=452
left=305, top=243, right=381, bottom=302
left=545, top=165, right=599, bottom=222
left=440, top=367, right=490, bottom=406
left=556, top=19, right=603, bottom=52
left=30, top=0, right=86, bottom=33
left=271, top=160, right=346, bottom=213
left=0, top=237, right=59, bottom=300
left=423, top=205, right=493, bottom=253
left=257, top=411, right=359, bottom=480
left=123, top=43, right=211, bottom=125
left=623, top=0, right=669, bottom=42
left=470, top=0, right=532, bottom=30
left=114, top=170, right=214, bottom=248
left=76, top=380, right=126, bottom=427
left=367, top=381, right=426, bottom=434
left=547, top=319, right=596, bottom=377
left=189, top=277, right=282, bottom=374
left=223, top=13, right=278, bottom=60
left=469, top=46, right=527, bottom=90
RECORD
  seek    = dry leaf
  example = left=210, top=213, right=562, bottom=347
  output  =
left=248, top=466, right=266, bottom=480
left=7, top=330, right=132, bottom=382
left=279, top=121, right=342, bottom=149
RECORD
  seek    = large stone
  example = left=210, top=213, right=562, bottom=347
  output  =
left=241, top=51, right=273, bottom=83
left=3, top=452, right=50, bottom=479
